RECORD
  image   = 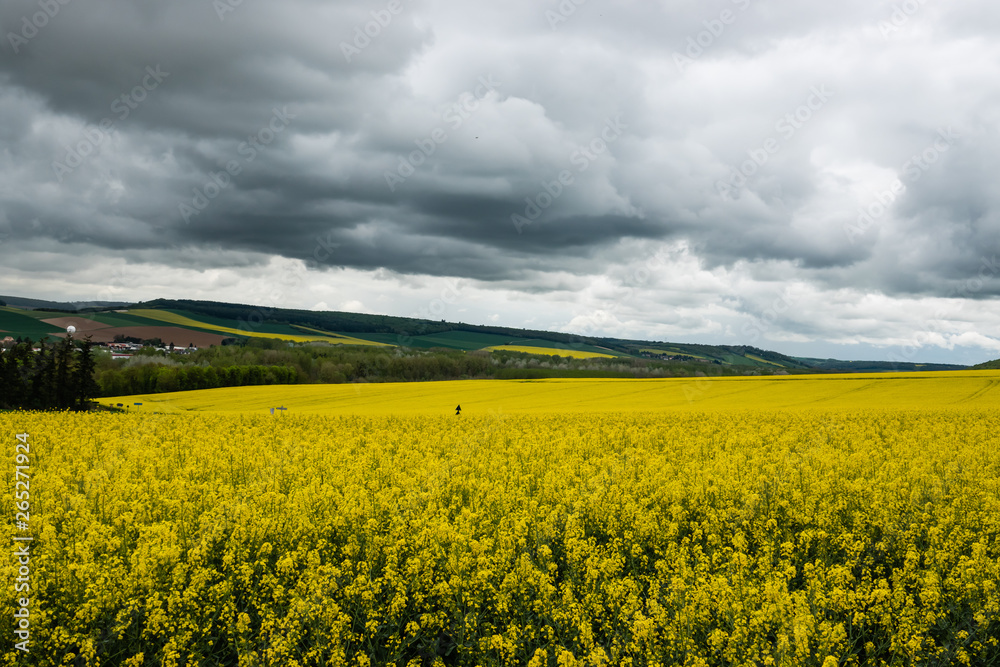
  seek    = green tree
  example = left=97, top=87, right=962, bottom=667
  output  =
left=74, top=337, right=101, bottom=410
left=55, top=335, right=76, bottom=409
left=30, top=341, right=56, bottom=409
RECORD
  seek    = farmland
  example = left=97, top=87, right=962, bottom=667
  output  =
left=484, top=346, right=617, bottom=360
left=128, top=309, right=384, bottom=347
left=2, top=372, right=998, bottom=665
left=0, top=307, right=65, bottom=339
left=95, top=370, right=1000, bottom=416
left=0, top=296, right=969, bottom=373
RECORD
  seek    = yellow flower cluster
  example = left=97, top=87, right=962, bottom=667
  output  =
left=2, top=396, right=999, bottom=665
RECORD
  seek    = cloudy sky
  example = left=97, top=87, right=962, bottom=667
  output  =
left=1, top=0, right=998, bottom=364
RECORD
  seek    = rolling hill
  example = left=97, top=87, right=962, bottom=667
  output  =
left=0, top=296, right=970, bottom=372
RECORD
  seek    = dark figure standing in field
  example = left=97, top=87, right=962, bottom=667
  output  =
left=455, top=405, right=461, bottom=416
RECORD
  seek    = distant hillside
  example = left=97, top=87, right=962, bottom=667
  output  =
left=136, top=299, right=817, bottom=369
left=0, top=295, right=972, bottom=373
left=0, top=295, right=130, bottom=311
left=794, top=357, right=968, bottom=373
left=972, top=358, right=1000, bottom=370
left=138, top=298, right=629, bottom=347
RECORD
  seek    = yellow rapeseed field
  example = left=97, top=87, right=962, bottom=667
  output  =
left=483, top=346, right=618, bottom=360
left=97, top=370, right=1000, bottom=416
left=127, top=310, right=384, bottom=347
left=3, top=372, right=999, bottom=666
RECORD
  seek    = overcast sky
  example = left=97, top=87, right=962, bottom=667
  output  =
left=1, top=0, right=998, bottom=364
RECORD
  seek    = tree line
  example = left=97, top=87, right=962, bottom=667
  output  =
left=1, top=334, right=794, bottom=407
left=90, top=337, right=775, bottom=398
left=96, top=362, right=298, bottom=396
left=92, top=342, right=492, bottom=395
left=0, top=336, right=100, bottom=410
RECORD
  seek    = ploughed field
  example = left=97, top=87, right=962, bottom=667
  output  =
left=3, top=372, right=999, bottom=666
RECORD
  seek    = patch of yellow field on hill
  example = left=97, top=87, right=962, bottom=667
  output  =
left=98, top=370, right=1000, bottom=416
left=745, top=353, right=785, bottom=367
left=484, top=345, right=616, bottom=359
left=289, top=324, right=388, bottom=346
left=128, top=309, right=385, bottom=346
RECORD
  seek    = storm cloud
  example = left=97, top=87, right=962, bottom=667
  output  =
left=1, top=0, right=998, bottom=363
